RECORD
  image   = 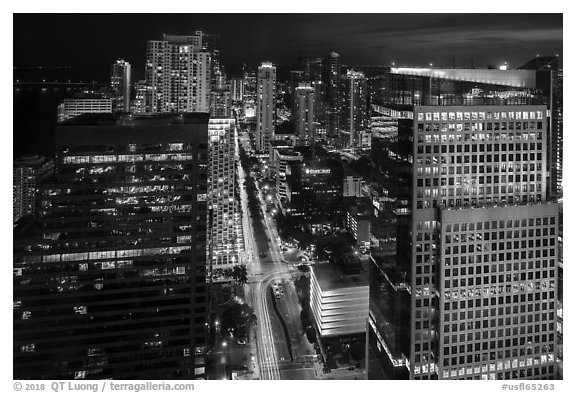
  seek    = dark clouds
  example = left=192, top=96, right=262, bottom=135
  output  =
left=13, top=13, right=562, bottom=79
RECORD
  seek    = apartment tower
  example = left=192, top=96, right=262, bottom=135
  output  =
left=255, top=62, right=277, bottom=153
left=145, top=34, right=211, bottom=113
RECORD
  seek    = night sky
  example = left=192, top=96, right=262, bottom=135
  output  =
left=13, top=13, right=563, bottom=80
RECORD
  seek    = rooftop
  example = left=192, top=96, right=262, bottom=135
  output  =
left=312, top=260, right=369, bottom=291
left=518, top=56, right=559, bottom=71
left=58, top=112, right=210, bottom=127
left=390, top=67, right=536, bottom=88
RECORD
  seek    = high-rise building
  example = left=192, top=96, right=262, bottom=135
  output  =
left=209, top=89, right=232, bottom=118
left=242, top=66, right=257, bottom=119
left=13, top=155, right=54, bottom=223
left=367, top=67, right=558, bottom=380
left=145, top=34, right=211, bottom=113
left=255, top=62, right=276, bottom=153
left=110, top=59, right=131, bottom=112
left=131, top=80, right=150, bottom=114
left=518, top=56, right=563, bottom=200
left=208, top=118, right=242, bottom=272
left=283, top=147, right=343, bottom=228
left=341, top=70, right=369, bottom=147
left=13, top=113, right=210, bottom=380
left=294, top=83, right=315, bottom=144
left=289, top=70, right=305, bottom=121
left=230, top=78, right=244, bottom=102
left=57, top=98, right=112, bottom=123
left=323, top=52, right=342, bottom=138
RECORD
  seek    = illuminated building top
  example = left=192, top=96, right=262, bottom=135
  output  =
left=390, top=67, right=536, bottom=88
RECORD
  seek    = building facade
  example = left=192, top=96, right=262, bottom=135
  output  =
left=242, top=67, right=257, bottom=119
left=209, top=89, right=232, bottom=118
left=272, top=147, right=303, bottom=204
left=310, top=262, right=369, bottom=337
left=346, top=202, right=371, bottom=245
left=323, top=52, right=342, bottom=138
left=367, top=67, right=558, bottom=380
left=13, top=113, right=210, bottom=380
left=284, top=150, right=343, bottom=227
left=230, top=78, right=244, bottom=102
left=145, top=34, right=211, bottom=113
left=110, top=59, right=131, bottom=112
left=343, top=175, right=363, bottom=198
left=294, top=83, right=316, bottom=145
left=13, top=155, right=54, bottom=223
left=341, top=70, right=369, bottom=147
left=57, top=98, right=112, bottom=123
left=208, top=119, right=242, bottom=271
left=255, top=62, right=276, bottom=153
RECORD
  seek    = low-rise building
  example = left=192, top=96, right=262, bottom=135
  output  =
left=310, top=259, right=369, bottom=337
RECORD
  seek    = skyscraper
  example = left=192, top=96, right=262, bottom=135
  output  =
left=145, top=34, right=211, bottom=113
left=341, top=70, right=369, bottom=147
left=14, top=113, right=210, bottom=380
left=208, top=118, right=242, bottom=273
left=323, top=52, right=342, bottom=138
left=256, top=62, right=276, bottom=153
left=289, top=70, right=305, bottom=122
left=242, top=66, right=257, bottom=119
left=110, top=59, right=132, bottom=112
left=131, top=80, right=150, bottom=114
left=518, top=56, right=563, bottom=200
left=367, top=67, right=558, bottom=380
left=294, top=83, right=315, bottom=145
left=230, top=78, right=244, bottom=102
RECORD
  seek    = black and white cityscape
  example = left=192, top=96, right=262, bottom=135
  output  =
left=13, top=13, right=563, bottom=381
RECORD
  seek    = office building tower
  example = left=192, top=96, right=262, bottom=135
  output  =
left=367, top=67, right=558, bottom=380
left=294, top=83, right=316, bottom=144
left=13, top=113, right=210, bottom=380
left=341, top=70, right=369, bottom=147
left=323, top=52, right=342, bottom=138
left=13, top=155, right=54, bottom=223
left=145, top=34, right=211, bottom=113
left=255, top=62, right=276, bottom=153
left=518, top=56, right=563, bottom=199
left=283, top=147, right=343, bottom=228
left=57, top=98, right=112, bottom=123
left=110, top=59, right=131, bottom=112
left=208, top=118, right=242, bottom=272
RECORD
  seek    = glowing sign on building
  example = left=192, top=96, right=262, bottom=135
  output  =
left=305, top=168, right=331, bottom=175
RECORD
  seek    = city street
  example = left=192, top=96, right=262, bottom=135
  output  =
left=237, top=132, right=319, bottom=379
